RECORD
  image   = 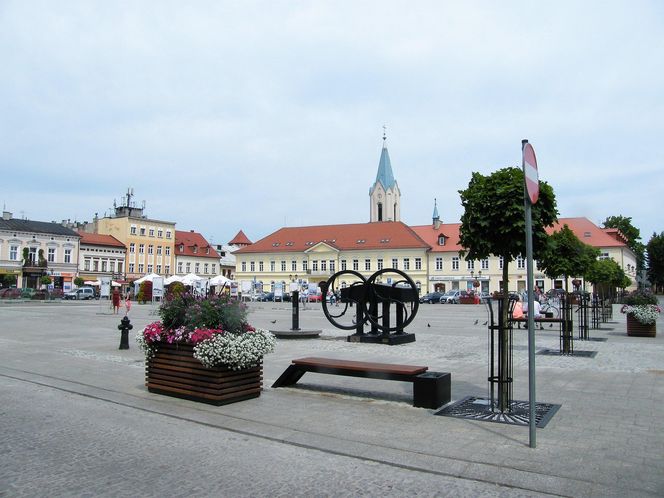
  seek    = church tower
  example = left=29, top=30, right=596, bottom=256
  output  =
left=369, top=130, right=401, bottom=222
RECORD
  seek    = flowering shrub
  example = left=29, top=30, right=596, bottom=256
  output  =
left=623, top=289, right=659, bottom=306
left=621, top=304, right=661, bottom=325
left=136, top=294, right=275, bottom=370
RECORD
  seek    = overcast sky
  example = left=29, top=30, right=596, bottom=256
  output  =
left=2, top=1, right=663, bottom=247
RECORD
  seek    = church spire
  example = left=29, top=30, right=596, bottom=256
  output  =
left=432, top=198, right=441, bottom=229
left=369, top=128, right=401, bottom=222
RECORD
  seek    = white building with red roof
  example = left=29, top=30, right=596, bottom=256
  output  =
left=234, top=138, right=637, bottom=295
left=174, top=230, right=220, bottom=277
left=77, top=231, right=126, bottom=282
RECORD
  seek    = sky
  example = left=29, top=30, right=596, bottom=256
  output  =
left=1, top=1, right=663, bottom=248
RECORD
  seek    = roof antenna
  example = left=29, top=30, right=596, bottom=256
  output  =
left=382, top=124, right=387, bottom=143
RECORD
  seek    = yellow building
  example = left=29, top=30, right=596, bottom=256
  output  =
left=235, top=137, right=637, bottom=296
left=93, top=191, right=176, bottom=281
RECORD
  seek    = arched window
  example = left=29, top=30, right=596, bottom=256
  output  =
left=377, top=202, right=383, bottom=221
left=438, top=235, right=446, bottom=246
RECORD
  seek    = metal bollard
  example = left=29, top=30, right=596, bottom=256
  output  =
left=118, top=316, right=133, bottom=350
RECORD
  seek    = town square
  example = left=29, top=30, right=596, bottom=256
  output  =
left=2, top=2, right=664, bottom=497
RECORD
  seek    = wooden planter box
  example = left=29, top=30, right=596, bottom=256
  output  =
left=146, top=343, right=263, bottom=405
left=626, top=315, right=657, bottom=337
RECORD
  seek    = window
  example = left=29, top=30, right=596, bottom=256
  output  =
left=157, top=229, right=163, bottom=238
left=164, top=264, right=170, bottom=274
left=101, top=261, right=107, bottom=272
left=9, top=245, right=18, bottom=260
left=193, top=246, right=198, bottom=254
left=481, top=258, right=489, bottom=270
left=84, top=259, right=91, bottom=271
left=166, top=230, right=172, bottom=239
left=467, top=259, right=475, bottom=270
left=140, top=227, right=146, bottom=236
left=177, top=262, right=183, bottom=273
left=270, top=261, right=275, bottom=272
left=128, top=243, right=135, bottom=254
left=436, top=257, right=443, bottom=271
left=241, top=262, right=246, bottom=272
left=281, top=261, right=286, bottom=272
left=211, top=264, right=216, bottom=274
left=329, top=260, right=335, bottom=272
left=186, top=263, right=191, bottom=273
left=250, top=261, right=255, bottom=272
left=353, top=259, right=359, bottom=271
left=148, top=245, right=154, bottom=255
left=391, top=258, right=398, bottom=269
left=147, top=264, right=153, bottom=273
left=291, top=260, right=297, bottom=272
left=149, top=228, right=155, bottom=237
left=48, top=247, right=55, bottom=262
left=341, top=259, right=347, bottom=271
left=139, top=244, right=145, bottom=254
left=129, top=263, right=135, bottom=273
left=157, top=265, right=162, bottom=273
left=156, top=246, right=162, bottom=255
left=302, top=260, right=308, bottom=271
left=364, top=259, right=371, bottom=271
left=599, top=252, right=610, bottom=260
left=195, top=263, right=200, bottom=274
left=259, top=261, right=264, bottom=272
left=117, top=262, right=123, bottom=274
left=130, top=225, right=137, bottom=235
left=403, top=258, right=410, bottom=270
left=93, top=260, right=99, bottom=272
left=452, top=257, right=459, bottom=270
left=321, top=260, right=327, bottom=271
left=377, top=258, right=383, bottom=270
left=516, top=255, right=525, bottom=270
left=204, top=263, right=209, bottom=274
left=165, top=247, right=171, bottom=256
left=138, top=264, right=144, bottom=273
left=64, top=249, right=72, bottom=263
left=312, top=260, right=318, bottom=272
left=438, top=235, right=446, bottom=246
left=415, top=258, right=422, bottom=270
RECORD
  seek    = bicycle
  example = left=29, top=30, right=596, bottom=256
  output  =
left=540, top=299, right=560, bottom=318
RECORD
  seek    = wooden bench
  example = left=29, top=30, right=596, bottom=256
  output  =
left=272, top=357, right=450, bottom=409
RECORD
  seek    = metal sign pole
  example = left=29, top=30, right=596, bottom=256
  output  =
left=522, top=139, right=537, bottom=448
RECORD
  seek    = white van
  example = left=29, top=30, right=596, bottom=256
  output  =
left=64, top=287, right=96, bottom=300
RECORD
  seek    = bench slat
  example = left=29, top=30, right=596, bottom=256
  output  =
left=292, top=357, right=428, bottom=375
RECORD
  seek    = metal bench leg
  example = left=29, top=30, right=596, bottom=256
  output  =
left=272, top=365, right=307, bottom=388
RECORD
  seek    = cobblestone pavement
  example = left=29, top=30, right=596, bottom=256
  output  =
left=1, top=299, right=663, bottom=497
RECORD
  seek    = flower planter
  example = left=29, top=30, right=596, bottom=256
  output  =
left=146, top=343, right=263, bottom=405
left=626, top=315, right=656, bottom=337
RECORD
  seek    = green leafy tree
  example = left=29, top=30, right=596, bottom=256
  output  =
left=602, top=215, right=645, bottom=271
left=74, top=277, right=85, bottom=287
left=586, top=258, right=627, bottom=299
left=40, top=276, right=52, bottom=286
left=537, top=225, right=600, bottom=292
left=646, top=232, right=664, bottom=293
left=459, top=166, right=557, bottom=411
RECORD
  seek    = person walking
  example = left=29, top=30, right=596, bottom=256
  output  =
left=111, top=287, right=121, bottom=314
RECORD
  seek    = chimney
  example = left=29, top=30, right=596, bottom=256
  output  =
left=2, top=211, right=12, bottom=220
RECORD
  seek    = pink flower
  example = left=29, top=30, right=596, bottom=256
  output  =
left=143, top=321, right=163, bottom=344
left=190, top=328, right=223, bottom=344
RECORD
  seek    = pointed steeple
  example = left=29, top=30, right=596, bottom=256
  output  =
left=432, top=198, right=441, bottom=229
left=369, top=127, right=401, bottom=222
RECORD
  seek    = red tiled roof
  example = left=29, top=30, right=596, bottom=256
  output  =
left=411, top=217, right=628, bottom=253
left=77, top=231, right=125, bottom=248
left=229, top=230, right=252, bottom=246
left=235, top=222, right=431, bottom=254
left=175, top=230, right=220, bottom=259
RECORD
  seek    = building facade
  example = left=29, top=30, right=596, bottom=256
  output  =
left=77, top=232, right=127, bottom=282
left=234, top=137, right=637, bottom=296
left=0, top=211, right=80, bottom=290
left=91, top=192, right=176, bottom=281
left=174, top=230, right=220, bottom=277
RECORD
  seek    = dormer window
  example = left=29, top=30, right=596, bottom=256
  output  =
left=206, top=247, right=210, bottom=254
left=584, top=232, right=591, bottom=238
left=179, top=244, right=184, bottom=252
left=193, top=245, right=198, bottom=254
left=438, top=235, right=446, bottom=246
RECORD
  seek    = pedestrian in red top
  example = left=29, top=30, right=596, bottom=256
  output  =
left=112, top=288, right=121, bottom=314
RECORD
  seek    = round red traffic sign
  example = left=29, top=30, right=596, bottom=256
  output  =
left=523, top=142, right=539, bottom=204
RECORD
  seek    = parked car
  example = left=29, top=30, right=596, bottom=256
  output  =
left=307, top=293, right=323, bottom=303
left=64, top=287, right=96, bottom=300
left=439, top=290, right=461, bottom=304
left=419, top=291, right=446, bottom=304
left=0, top=288, right=21, bottom=299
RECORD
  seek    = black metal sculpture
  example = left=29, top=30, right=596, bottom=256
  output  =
left=321, top=268, right=419, bottom=345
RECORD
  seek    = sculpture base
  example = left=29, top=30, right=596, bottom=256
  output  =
left=347, top=333, right=416, bottom=345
